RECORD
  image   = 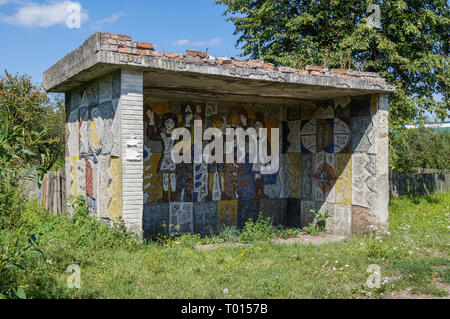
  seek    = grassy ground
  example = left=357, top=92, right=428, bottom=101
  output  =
left=1, top=193, right=449, bottom=299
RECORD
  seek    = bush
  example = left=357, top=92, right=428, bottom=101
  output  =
left=303, top=209, right=329, bottom=235
left=239, top=214, right=274, bottom=243
left=390, top=127, right=450, bottom=173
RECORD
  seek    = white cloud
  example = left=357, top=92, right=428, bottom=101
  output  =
left=91, top=12, right=125, bottom=31
left=193, top=38, right=223, bottom=47
left=174, top=38, right=223, bottom=48
left=0, top=1, right=88, bottom=27
left=174, top=39, right=190, bottom=46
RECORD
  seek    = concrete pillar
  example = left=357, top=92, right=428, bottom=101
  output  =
left=120, top=70, right=144, bottom=234
left=372, top=94, right=390, bottom=230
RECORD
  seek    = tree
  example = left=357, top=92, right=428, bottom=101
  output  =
left=0, top=70, right=65, bottom=171
left=215, top=0, right=449, bottom=127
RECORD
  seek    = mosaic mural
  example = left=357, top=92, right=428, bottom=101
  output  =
left=142, top=95, right=379, bottom=236
left=64, top=74, right=381, bottom=236
left=64, top=71, right=122, bottom=222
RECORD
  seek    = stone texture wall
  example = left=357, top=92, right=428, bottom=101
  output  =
left=65, top=70, right=123, bottom=223
left=142, top=93, right=389, bottom=237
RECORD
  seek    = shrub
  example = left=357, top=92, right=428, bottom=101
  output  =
left=390, top=127, right=450, bottom=173
left=239, top=214, right=274, bottom=243
left=303, top=210, right=329, bottom=235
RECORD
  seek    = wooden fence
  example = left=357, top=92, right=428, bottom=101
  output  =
left=390, top=171, right=450, bottom=197
left=25, top=169, right=449, bottom=214
left=35, top=169, right=66, bottom=214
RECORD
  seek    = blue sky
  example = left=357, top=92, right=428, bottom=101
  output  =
left=0, top=0, right=446, bottom=121
left=0, top=0, right=242, bottom=84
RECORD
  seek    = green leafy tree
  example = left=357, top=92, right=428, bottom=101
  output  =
left=216, top=0, right=449, bottom=126
left=390, top=127, right=450, bottom=172
left=0, top=70, right=65, bottom=170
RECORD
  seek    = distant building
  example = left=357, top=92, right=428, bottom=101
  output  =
left=404, top=121, right=450, bottom=132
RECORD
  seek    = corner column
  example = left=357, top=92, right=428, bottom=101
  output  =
left=372, top=94, right=390, bottom=230
left=120, top=70, right=144, bottom=234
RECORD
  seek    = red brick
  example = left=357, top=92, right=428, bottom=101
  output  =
left=310, top=71, right=324, bottom=76
left=166, top=53, right=184, bottom=60
left=330, top=68, right=347, bottom=74
left=305, top=65, right=323, bottom=72
left=296, top=70, right=309, bottom=75
left=218, top=58, right=233, bottom=65
left=111, top=34, right=131, bottom=41
left=86, top=161, right=93, bottom=198
left=278, top=66, right=297, bottom=73
left=186, top=50, right=207, bottom=58
left=232, top=60, right=250, bottom=68
left=351, top=206, right=370, bottom=234
left=263, top=63, right=275, bottom=70
left=137, top=49, right=150, bottom=55
left=137, top=42, right=154, bottom=50
left=150, top=50, right=165, bottom=57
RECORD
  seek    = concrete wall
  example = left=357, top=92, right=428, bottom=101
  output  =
left=65, top=70, right=124, bottom=223
left=142, top=93, right=389, bottom=236
left=62, top=66, right=389, bottom=235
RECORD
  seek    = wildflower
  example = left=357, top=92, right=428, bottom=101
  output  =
left=223, top=288, right=229, bottom=294
left=46, top=260, right=53, bottom=264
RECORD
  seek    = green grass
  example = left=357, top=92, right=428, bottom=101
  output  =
left=1, top=193, right=449, bottom=299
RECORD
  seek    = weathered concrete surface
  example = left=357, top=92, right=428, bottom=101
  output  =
left=44, top=32, right=395, bottom=100
left=46, top=33, right=395, bottom=236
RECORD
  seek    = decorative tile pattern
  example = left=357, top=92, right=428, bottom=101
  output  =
left=301, top=120, right=316, bottom=153
left=312, top=152, right=336, bottom=202
left=238, top=200, right=260, bottom=228
left=259, top=199, right=284, bottom=225
left=143, top=203, right=169, bottom=237
left=108, top=157, right=122, bottom=221
left=286, top=198, right=302, bottom=227
left=334, top=205, right=351, bottom=235
left=194, top=163, right=209, bottom=202
left=194, top=202, right=218, bottom=235
left=169, top=202, right=193, bottom=235
left=352, top=116, right=375, bottom=154
left=218, top=200, right=238, bottom=227
left=143, top=150, right=163, bottom=203
left=287, top=153, right=301, bottom=198
left=334, top=154, right=352, bottom=206
left=334, top=118, right=351, bottom=154
left=287, top=120, right=301, bottom=153
left=352, top=153, right=376, bottom=208
left=287, top=106, right=301, bottom=121
left=300, top=200, right=315, bottom=227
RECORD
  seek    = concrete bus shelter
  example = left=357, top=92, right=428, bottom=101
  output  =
left=43, top=32, right=394, bottom=237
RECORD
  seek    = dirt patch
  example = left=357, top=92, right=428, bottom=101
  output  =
left=195, top=233, right=347, bottom=250
left=385, top=280, right=450, bottom=299
left=272, top=233, right=347, bottom=245
left=195, top=243, right=251, bottom=251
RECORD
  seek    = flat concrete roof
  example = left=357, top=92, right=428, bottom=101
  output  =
left=43, top=32, right=395, bottom=103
